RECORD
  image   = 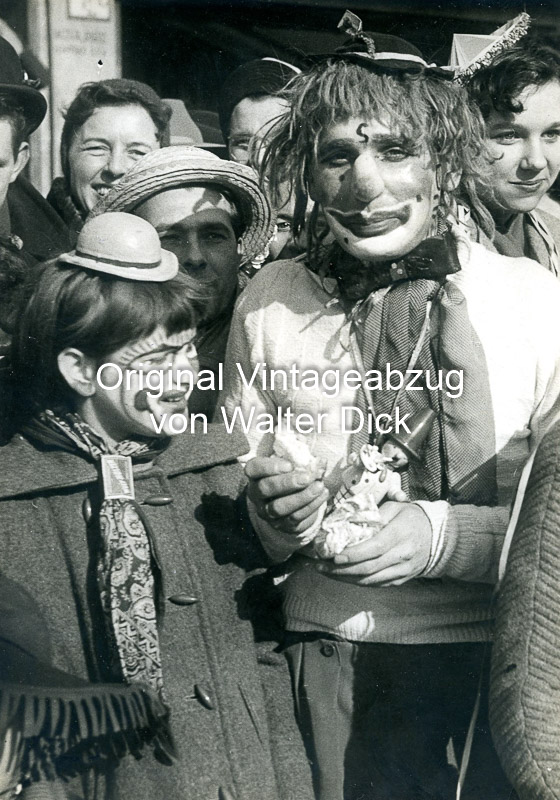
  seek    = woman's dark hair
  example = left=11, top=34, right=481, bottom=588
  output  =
left=5, top=261, right=202, bottom=429
left=467, top=34, right=560, bottom=120
left=60, top=79, right=171, bottom=183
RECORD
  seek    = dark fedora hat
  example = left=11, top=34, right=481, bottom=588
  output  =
left=0, top=36, right=47, bottom=133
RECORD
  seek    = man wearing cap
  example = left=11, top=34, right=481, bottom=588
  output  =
left=219, top=57, right=310, bottom=262
left=0, top=36, right=71, bottom=264
left=219, top=57, right=300, bottom=167
left=92, top=145, right=274, bottom=416
left=222, top=14, right=560, bottom=800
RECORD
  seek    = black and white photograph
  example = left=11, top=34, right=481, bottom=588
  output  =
left=0, top=0, right=559, bottom=798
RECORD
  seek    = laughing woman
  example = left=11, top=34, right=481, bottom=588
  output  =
left=465, top=30, right=560, bottom=272
left=0, top=212, right=309, bottom=800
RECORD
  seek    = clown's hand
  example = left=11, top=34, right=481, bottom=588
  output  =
left=245, top=455, right=328, bottom=537
left=317, top=501, right=431, bottom=586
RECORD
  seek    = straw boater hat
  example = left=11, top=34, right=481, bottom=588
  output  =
left=59, top=212, right=178, bottom=281
left=89, top=146, right=275, bottom=266
left=0, top=575, right=175, bottom=789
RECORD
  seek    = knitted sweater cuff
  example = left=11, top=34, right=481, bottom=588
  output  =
left=427, top=503, right=510, bottom=583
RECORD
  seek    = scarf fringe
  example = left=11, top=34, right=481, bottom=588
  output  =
left=0, top=682, right=176, bottom=784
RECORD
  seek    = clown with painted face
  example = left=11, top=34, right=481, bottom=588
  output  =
left=0, top=213, right=312, bottom=800
left=223, top=13, right=560, bottom=799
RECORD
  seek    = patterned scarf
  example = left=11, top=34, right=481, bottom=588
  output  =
left=25, top=410, right=167, bottom=696
left=316, top=233, right=498, bottom=506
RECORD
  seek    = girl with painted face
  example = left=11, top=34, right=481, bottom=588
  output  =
left=465, top=25, right=560, bottom=272
left=0, top=212, right=312, bottom=800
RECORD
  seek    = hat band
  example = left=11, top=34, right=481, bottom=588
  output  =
left=74, top=250, right=162, bottom=269
left=344, top=50, right=433, bottom=68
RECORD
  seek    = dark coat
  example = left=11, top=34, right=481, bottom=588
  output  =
left=8, top=176, right=73, bottom=261
left=0, top=425, right=312, bottom=800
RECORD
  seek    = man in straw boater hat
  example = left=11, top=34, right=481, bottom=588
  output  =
left=0, top=35, right=71, bottom=265
left=92, top=144, right=275, bottom=416
left=222, top=10, right=560, bottom=799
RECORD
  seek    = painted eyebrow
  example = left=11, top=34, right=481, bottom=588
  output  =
left=318, top=133, right=409, bottom=151
left=133, top=344, right=189, bottom=359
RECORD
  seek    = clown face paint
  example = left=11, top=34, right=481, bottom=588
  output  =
left=310, top=116, right=437, bottom=262
left=86, top=327, right=198, bottom=444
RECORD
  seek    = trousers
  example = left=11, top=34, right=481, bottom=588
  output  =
left=285, top=638, right=514, bottom=800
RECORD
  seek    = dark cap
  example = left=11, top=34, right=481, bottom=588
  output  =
left=318, top=10, right=453, bottom=80
left=0, top=36, right=47, bottom=133
left=218, top=57, right=301, bottom=139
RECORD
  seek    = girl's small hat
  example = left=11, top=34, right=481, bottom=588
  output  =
left=58, top=212, right=178, bottom=281
left=450, top=12, right=531, bottom=84
left=89, top=146, right=275, bottom=267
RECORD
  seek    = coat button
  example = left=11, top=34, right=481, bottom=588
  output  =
left=218, top=788, right=236, bottom=800
left=320, top=642, right=335, bottom=658
left=82, top=497, right=92, bottom=523
left=194, top=684, right=214, bottom=710
left=142, top=495, right=174, bottom=506
left=168, top=593, right=199, bottom=606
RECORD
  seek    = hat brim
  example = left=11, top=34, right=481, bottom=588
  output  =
left=307, top=51, right=454, bottom=80
left=0, top=84, right=47, bottom=133
left=89, top=155, right=275, bottom=267
left=57, top=247, right=178, bottom=281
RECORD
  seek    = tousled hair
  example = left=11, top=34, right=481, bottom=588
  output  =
left=6, top=261, right=202, bottom=428
left=261, top=60, right=494, bottom=244
left=467, top=34, right=560, bottom=120
left=60, top=79, right=171, bottom=183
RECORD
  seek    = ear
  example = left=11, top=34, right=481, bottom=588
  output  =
left=236, top=237, right=245, bottom=258
left=57, top=348, right=96, bottom=397
left=9, top=142, right=29, bottom=185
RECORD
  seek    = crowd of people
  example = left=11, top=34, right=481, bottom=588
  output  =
left=0, top=10, right=559, bottom=800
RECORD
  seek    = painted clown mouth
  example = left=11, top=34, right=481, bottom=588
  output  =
left=135, top=388, right=190, bottom=413
left=326, top=205, right=410, bottom=236
left=158, top=390, right=189, bottom=405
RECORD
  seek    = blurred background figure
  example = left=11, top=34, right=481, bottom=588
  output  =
left=0, top=35, right=70, bottom=265
left=47, top=79, right=171, bottom=238
left=164, top=98, right=227, bottom=156
left=456, top=15, right=560, bottom=273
